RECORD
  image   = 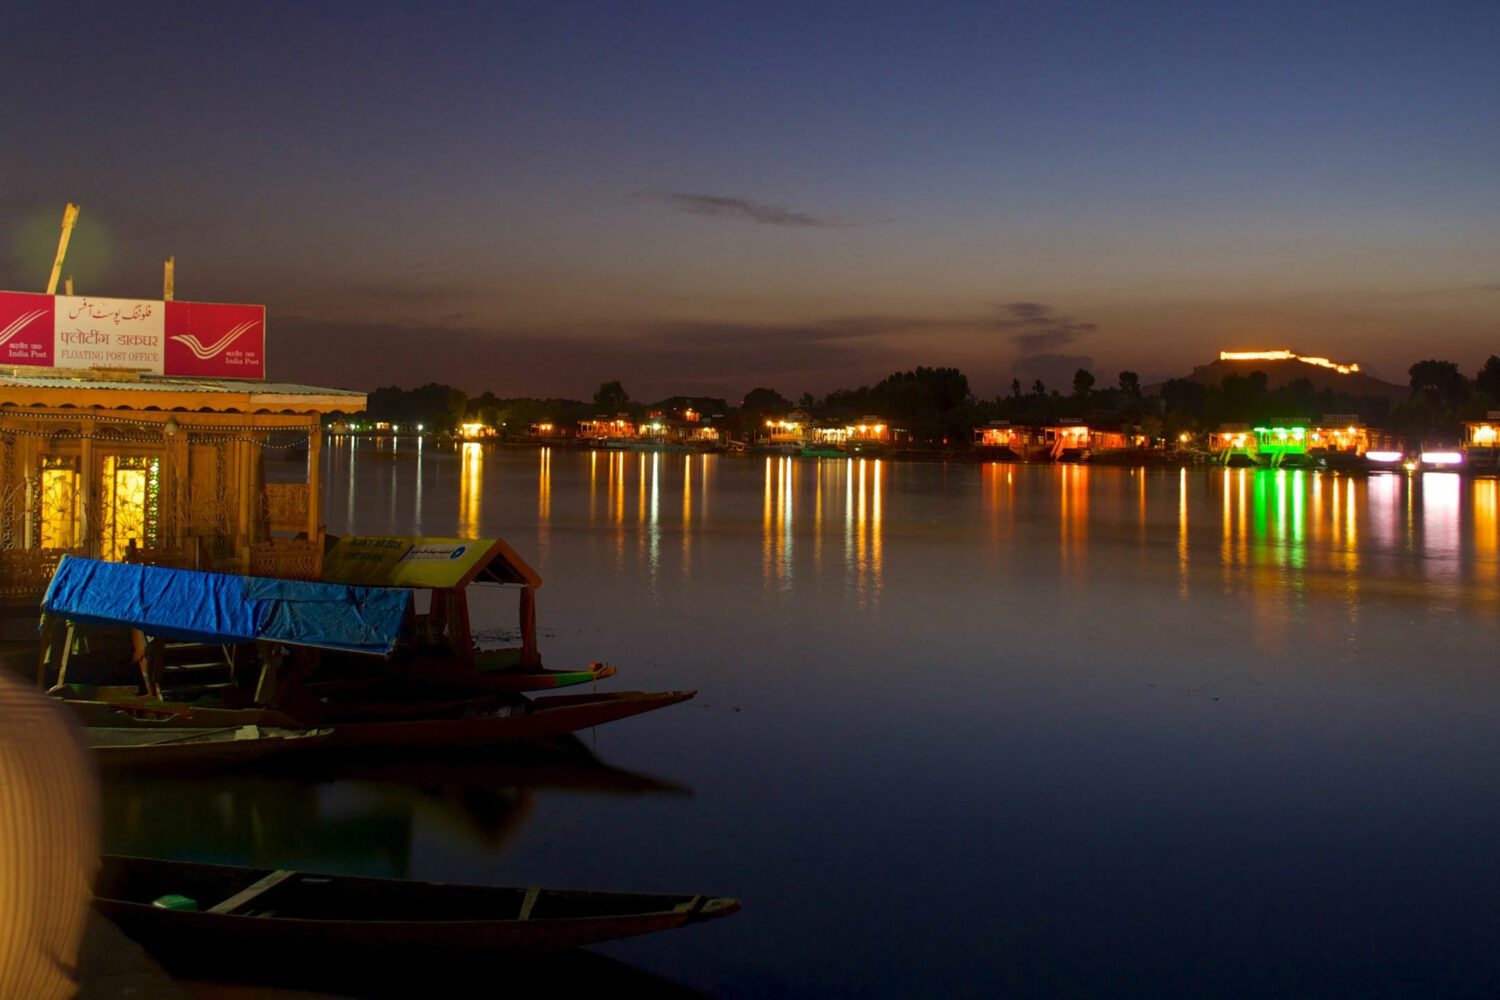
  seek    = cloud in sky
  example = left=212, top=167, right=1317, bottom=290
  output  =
left=636, top=192, right=854, bottom=228
left=1010, top=352, right=1096, bottom=391
left=995, top=301, right=1098, bottom=353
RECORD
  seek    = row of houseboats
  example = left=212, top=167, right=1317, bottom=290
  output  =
left=350, top=408, right=1500, bottom=472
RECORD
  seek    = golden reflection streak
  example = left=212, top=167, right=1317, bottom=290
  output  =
left=537, top=447, right=551, bottom=547
left=1310, top=472, right=1323, bottom=549
left=1340, top=475, right=1361, bottom=617
left=1138, top=468, right=1148, bottom=544
left=856, top=459, right=868, bottom=598
left=814, top=461, right=824, bottom=571
left=700, top=454, right=710, bottom=523
left=610, top=452, right=625, bottom=569
left=613, top=452, right=625, bottom=526
left=871, top=460, right=883, bottom=591
left=1178, top=468, right=1189, bottom=599
left=1220, top=468, right=1231, bottom=570
left=682, top=455, right=692, bottom=575
left=459, top=442, right=482, bottom=536
left=1475, top=479, right=1497, bottom=564
left=1345, top=477, right=1358, bottom=569
left=782, top=457, right=795, bottom=582
left=1059, top=464, right=1088, bottom=578
left=589, top=451, right=598, bottom=522
left=1237, top=469, right=1248, bottom=554
left=763, top=457, right=773, bottom=584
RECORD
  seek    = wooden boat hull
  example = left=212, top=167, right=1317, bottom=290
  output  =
left=95, top=855, right=739, bottom=956
left=389, top=656, right=618, bottom=693
left=325, top=689, right=697, bottom=748
left=86, top=726, right=333, bottom=770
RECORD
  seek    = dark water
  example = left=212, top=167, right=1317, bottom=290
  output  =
left=110, top=439, right=1500, bottom=996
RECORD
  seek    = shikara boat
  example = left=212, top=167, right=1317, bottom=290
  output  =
left=38, top=555, right=412, bottom=701
left=58, top=688, right=697, bottom=748
left=320, top=534, right=618, bottom=692
left=39, top=558, right=691, bottom=748
left=94, top=855, right=739, bottom=957
left=85, top=724, right=333, bottom=770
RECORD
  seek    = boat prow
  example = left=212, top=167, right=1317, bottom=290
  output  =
left=326, top=689, right=697, bottom=748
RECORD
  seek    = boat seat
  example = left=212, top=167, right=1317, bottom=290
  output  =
left=208, top=869, right=296, bottom=914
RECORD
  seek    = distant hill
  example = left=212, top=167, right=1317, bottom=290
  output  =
left=1153, top=352, right=1408, bottom=400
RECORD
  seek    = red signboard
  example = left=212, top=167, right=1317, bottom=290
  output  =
left=164, top=300, right=265, bottom=378
left=0, top=292, right=55, bottom=366
left=0, top=291, right=264, bottom=379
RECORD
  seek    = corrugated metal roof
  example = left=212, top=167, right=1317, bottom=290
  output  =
left=0, top=372, right=363, bottom=397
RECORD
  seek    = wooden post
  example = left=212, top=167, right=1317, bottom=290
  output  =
left=79, top=418, right=95, bottom=558
left=64, top=276, right=73, bottom=295
left=519, top=586, right=539, bottom=667
left=253, top=641, right=282, bottom=706
left=305, top=422, right=321, bottom=541
left=130, top=629, right=148, bottom=694
left=45, top=203, right=80, bottom=295
left=37, top=615, right=61, bottom=688
left=54, top=623, right=77, bottom=690
left=146, top=636, right=165, bottom=700
left=163, top=257, right=175, bottom=301
left=452, top=589, right=473, bottom=665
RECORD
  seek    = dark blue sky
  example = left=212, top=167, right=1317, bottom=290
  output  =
left=4, top=1, right=1497, bottom=397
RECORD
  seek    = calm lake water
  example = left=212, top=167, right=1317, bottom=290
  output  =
left=110, top=439, right=1500, bottom=996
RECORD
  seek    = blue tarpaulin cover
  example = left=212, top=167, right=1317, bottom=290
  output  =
left=41, top=556, right=411, bottom=656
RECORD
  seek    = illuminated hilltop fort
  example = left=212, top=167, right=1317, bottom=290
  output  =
left=1173, top=349, right=1406, bottom=399
left=1217, top=349, right=1360, bottom=376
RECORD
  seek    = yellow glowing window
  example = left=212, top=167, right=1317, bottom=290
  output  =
left=1475, top=425, right=1497, bottom=445
left=101, top=455, right=159, bottom=562
left=35, top=458, right=79, bottom=549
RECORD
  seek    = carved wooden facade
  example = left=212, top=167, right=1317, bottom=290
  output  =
left=0, top=373, right=363, bottom=602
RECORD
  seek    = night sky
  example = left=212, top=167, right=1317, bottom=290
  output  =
left=4, top=1, right=1497, bottom=399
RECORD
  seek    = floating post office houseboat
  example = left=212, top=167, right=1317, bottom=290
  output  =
left=0, top=289, right=363, bottom=624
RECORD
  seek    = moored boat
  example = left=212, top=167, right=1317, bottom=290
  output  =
left=84, top=724, right=333, bottom=770
left=57, top=688, right=697, bottom=747
left=319, top=534, right=619, bottom=693
left=39, top=558, right=690, bottom=747
left=95, top=855, right=739, bottom=956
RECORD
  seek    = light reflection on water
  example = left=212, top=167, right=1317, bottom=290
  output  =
left=259, top=446, right=1500, bottom=994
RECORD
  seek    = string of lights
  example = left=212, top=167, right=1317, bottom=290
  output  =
left=0, top=410, right=319, bottom=448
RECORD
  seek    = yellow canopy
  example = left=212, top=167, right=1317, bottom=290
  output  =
left=322, top=536, right=542, bottom=590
